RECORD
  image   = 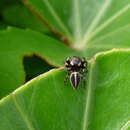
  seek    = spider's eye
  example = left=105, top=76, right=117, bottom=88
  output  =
left=81, top=57, right=86, bottom=62
left=83, top=62, right=87, bottom=67
left=78, top=62, right=81, bottom=66
left=66, top=57, right=70, bottom=63
left=70, top=61, right=74, bottom=66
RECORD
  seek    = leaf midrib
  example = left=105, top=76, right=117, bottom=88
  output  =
left=74, top=0, right=81, bottom=42
left=82, top=59, right=95, bottom=130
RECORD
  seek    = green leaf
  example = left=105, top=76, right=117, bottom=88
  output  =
left=0, top=0, right=130, bottom=128
left=21, top=0, right=130, bottom=50
left=0, top=24, right=130, bottom=98
left=0, top=22, right=7, bottom=30
left=0, top=49, right=129, bottom=130
left=2, top=4, right=49, bottom=33
left=23, top=54, right=53, bottom=81
left=0, top=0, right=18, bottom=13
left=88, top=49, right=130, bottom=130
left=0, top=27, right=77, bottom=98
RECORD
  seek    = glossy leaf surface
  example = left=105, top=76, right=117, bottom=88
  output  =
left=0, top=27, right=77, bottom=98
left=21, top=0, right=130, bottom=50
left=0, top=0, right=130, bottom=129
left=0, top=49, right=130, bottom=130
left=2, top=5, right=49, bottom=33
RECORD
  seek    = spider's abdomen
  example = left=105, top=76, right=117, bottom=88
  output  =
left=70, top=72, right=80, bottom=89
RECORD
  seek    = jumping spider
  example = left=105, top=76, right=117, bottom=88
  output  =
left=64, top=56, right=88, bottom=89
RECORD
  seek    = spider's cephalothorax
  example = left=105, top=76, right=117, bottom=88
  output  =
left=64, top=56, right=88, bottom=89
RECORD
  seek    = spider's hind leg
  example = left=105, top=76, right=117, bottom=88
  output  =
left=80, top=74, right=87, bottom=88
left=80, top=69, right=88, bottom=74
left=82, top=69, right=88, bottom=74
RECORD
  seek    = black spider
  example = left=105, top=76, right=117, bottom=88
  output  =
left=64, top=56, right=88, bottom=89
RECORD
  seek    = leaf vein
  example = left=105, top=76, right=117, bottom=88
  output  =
left=81, top=0, right=111, bottom=47
left=91, top=4, right=130, bottom=39
left=121, top=120, right=130, bottom=130
left=10, top=93, right=35, bottom=130
left=42, top=0, right=72, bottom=40
left=90, top=24, right=130, bottom=44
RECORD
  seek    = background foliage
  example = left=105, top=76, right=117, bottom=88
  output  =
left=0, top=0, right=130, bottom=129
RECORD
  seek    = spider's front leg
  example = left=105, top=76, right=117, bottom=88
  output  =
left=64, top=72, right=70, bottom=85
left=62, top=67, right=72, bottom=71
left=64, top=57, right=71, bottom=67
